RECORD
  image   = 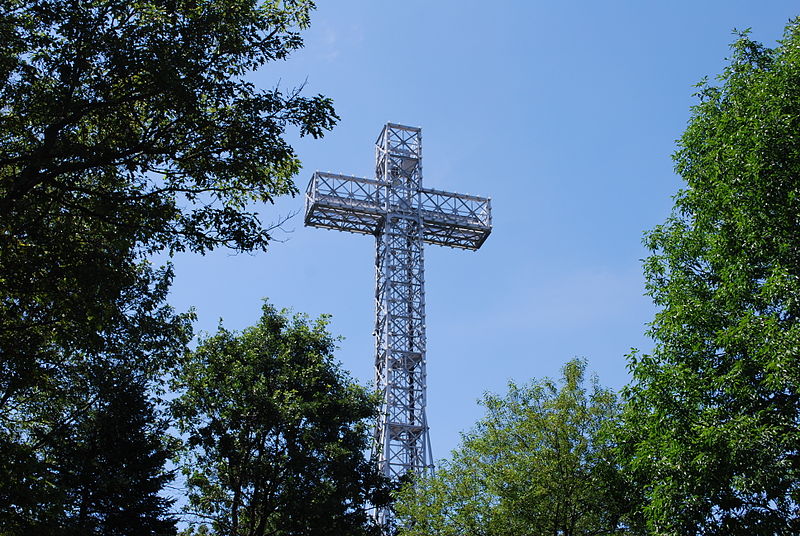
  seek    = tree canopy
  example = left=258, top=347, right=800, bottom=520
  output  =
left=0, top=0, right=336, bottom=531
left=621, top=20, right=800, bottom=535
left=172, top=303, right=389, bottom=536
left=396, top=359, right=642, bottom=536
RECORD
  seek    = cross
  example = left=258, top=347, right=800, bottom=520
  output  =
left=304, top=123, right=492, bottom=526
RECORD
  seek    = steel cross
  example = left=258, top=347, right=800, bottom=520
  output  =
left=304, top=123, right=492, bottom=525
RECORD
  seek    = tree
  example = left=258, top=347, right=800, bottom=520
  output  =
left=171, top=303, right=389, bottom=536
left=620, top=20, right=800, bottom=535
left=395, top=359, right=642, bottom=536
left=45, top=365, right=178, bottom=536
left=0, top=259, right=192, bottom=535
left=1, top=0, right=336, bottom=530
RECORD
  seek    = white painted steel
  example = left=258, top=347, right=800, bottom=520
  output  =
left=304, top=123, right=491, bottom=530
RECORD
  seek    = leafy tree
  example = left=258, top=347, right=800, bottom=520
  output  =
left=1, top=0, right=336, bottom=530
left=396, top=359, right=642, bottom=536
left=621, top=20, right=800, bottom=534
left=171, top=303, right=389, bottom=536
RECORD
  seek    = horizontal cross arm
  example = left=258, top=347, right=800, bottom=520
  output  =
left=304, top=172, right=492, bottom=250
left=419, top=187, right=492, bottom=250
left=304, top=171, right=386, bottom=235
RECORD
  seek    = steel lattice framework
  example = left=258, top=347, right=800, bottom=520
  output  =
left=304, top=123, right=492, bottom=527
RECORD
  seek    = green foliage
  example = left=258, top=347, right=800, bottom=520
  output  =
left=0, top=260, right=191, bottom=534
left=3, top=358, right=181, bottom=535
left=47, top=366, right=178, bottom=535
left=396, top=359, right=642, bottom=536
left=1, top=0, right=336, bottom=249
left=0, top=0, right=336, bottom=530
left=621, top=20, right=800, bottom=534
left=171, top=303, right=389, bottom=536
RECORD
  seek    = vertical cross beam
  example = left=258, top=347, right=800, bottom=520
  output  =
left=373, top=125, right=432, bottom=495
left=304, top=123, right=492, bottom=530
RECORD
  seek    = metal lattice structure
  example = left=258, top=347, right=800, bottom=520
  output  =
left=304, top=123, right=492, bottom=527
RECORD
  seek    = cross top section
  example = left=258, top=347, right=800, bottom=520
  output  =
left=305, top=123, right=491, bottom=249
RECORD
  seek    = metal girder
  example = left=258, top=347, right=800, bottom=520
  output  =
left=305, top=174, right=492, bottom=249
left=304, top=172, right=384, bottom=235
left=303, top=123, right=492, bottom=531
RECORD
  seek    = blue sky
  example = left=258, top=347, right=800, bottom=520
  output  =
left=164, top=2, right=800, bottom=461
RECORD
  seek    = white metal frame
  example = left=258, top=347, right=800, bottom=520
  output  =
left=304, top=123, right=492, bottom=529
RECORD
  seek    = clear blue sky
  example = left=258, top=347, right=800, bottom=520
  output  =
left=163, top=2, right=800, bottom=461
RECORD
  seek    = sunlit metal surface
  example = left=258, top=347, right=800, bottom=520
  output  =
left=304, top=123, right=492, bottom=529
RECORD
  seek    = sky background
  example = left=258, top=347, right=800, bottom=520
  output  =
left=163, top=2, right=800, bottom=461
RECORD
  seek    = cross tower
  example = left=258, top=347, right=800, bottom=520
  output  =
left=304, top=123, right=492, bottom=526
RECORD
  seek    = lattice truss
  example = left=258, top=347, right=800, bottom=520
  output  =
left=305, top=129, right=491, bottom=250
left=304, top=123, right=492, bottom=526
